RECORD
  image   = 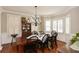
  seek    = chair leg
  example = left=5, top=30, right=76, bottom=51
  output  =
left=17, top=45, right=19, bottom=53
left=55, top=39, right=58, bottom=47
left=41, top=44, right=44, bottom=53
left=50, top=41, right=53, bottom=49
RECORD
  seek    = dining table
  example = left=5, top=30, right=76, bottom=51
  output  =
left=26, top=34, right=45, bottom=41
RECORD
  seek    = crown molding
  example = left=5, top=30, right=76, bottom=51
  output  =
left=1, top=7, right=32, bottom=17
left=1, top=6, right=78, bottom=17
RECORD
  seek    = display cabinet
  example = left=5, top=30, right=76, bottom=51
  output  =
left=21, top=17, right=31, bottom=39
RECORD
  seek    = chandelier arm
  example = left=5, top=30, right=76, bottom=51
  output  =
left=31, top=6, right=40, bottom=26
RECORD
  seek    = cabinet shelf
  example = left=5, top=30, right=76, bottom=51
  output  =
left=21, top=17, right=31, bottom=39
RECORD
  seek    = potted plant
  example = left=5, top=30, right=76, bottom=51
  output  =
left=70, top=32, right=79, bottom=44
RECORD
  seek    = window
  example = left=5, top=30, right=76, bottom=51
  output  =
left=58, top=20, right=63, bottom=33
left=44, top=16, right=70, bottom=34
left=52, top=19, right=63, bottom=33
left=65, top=16, right=70, bottom=34
left=53, top=20, right=57, bottom=32
left=45, top=20, right=51, bottom=31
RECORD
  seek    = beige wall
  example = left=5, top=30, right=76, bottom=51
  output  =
left=54, top=7, right=79, bottom=43
left=0, top=7, right=2, bottom=46
left=41, top=7, right=79, bottom=34
left=1, top=7, right=79, bottom=34
left=40, top=7, right=79, bottom=43
left=70, top=7, right=79, bottom=33
left=1, top=13, right=7, bottom=33
left=0, top=12, right=1, bottom=35
left=0, top=7, right=2, bottom=34
left=1, top=12, right=44, bottom=44
left=1, top=13, right=43, bottom=33
left=1, top=13, right=29, bottom=33
left=39, top=16, right=44, bottom=31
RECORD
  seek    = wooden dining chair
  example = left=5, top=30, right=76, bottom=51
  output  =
left=24, top=36, right=39, bottom=53
left=39, top=34, right=50, bottom=52
left=50, top=31, right=58, bottom=49
left=32, top=34, right=50, bottom=52
left=32, top=31, right=38, bottom=35
left=42, top=34, right=50, bottom=48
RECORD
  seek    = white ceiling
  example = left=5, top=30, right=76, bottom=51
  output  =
left=2, top=6, right=74, bottom=16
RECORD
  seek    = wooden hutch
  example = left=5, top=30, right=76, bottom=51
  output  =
left=21, top=17, right=31, bottom=39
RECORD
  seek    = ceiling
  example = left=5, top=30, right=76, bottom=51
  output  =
left=2, top=6, right=75, bottom=16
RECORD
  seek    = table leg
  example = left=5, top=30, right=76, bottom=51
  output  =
left=11, top=38, right=13, bottom=45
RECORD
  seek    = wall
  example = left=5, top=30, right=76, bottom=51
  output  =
left=0, top=7, right=3, bottom=49
left=0, top=11, right=1, bottom=45
left=1, top=13, right=22, bottom=44
left=1, top=13, right=7, bottom=33
left=0, top=12, right=3, bottom=50
left=1, top=13, right=12, bottom=44
left=70, top=7, right=79, bottom=34
left=56, top=7, right=79, bottom=44
left=42, top=7, right=79, bottom=44
left=0, top=11, right=1, bottom=35
left=38, top=16, right=44, bottom=31
left=1, top=11, right=43, bottom=44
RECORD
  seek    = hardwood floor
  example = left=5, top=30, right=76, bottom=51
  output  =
left=0, top=40, right=66, bottom=53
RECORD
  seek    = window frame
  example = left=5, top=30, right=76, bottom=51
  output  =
left=44, top=15, right=70, bottom=34
left=65, top=16, right=71, bottom=34
left=57, top=19, right=64, bottom=33
left=44, top=19, right=51, bottom=32
left=52, top=19, right=64, bottom=33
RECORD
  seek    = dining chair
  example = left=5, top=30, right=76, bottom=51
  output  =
left=39, top=31, right=45, bottom=35
left=50, top=31, right=58, bottom=49
left=33, top=34, right=50, bottom=52
left=41, top=34, right=50, bottom=50
left=24, top=36, right=39, bottom=53
left=32, top=31, right=38, bottom=35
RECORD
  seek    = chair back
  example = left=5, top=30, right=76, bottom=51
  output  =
left=39, top=31, right=45, bottom=35
left=51, top=31, right=58, bottom=37
left=50, top=31, right=58, bottom=48
left=32, top=31, right=38, bottom=35
left=54, top=32, right=58, bottom=37
left=30, top=36, right=39, bottom=40
left=42, top=34, right=50, bottom=43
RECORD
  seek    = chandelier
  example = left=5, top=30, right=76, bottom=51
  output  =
left=32, top=6, right=40, bottom=26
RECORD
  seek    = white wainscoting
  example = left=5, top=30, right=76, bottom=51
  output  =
left=1, top=33, right=12, bottom=44
left=57, top=33, right=73, bottom=45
